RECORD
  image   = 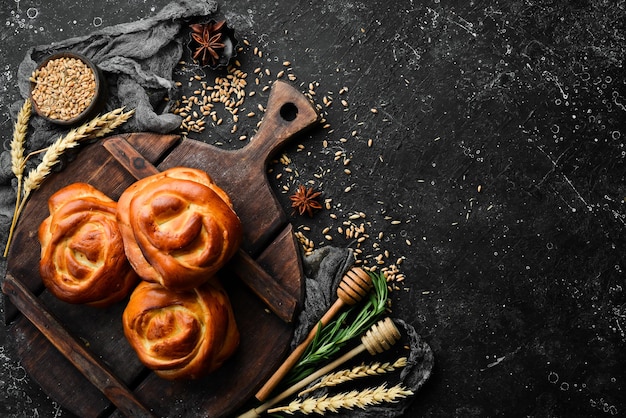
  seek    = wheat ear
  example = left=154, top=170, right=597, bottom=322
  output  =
left=88, top=107, right=135, bottom=138
left=299, top=357, right=408, bottom=397
left=22, top=107, right=133, bottom=193
left=9, top=98, right=32, bottom=206
left=267, top=383, right=414, bottom=415
left=10, top=99, right=32, bottom=180
left=4, top=99, right=32, bottom=258
left=21, top=107, right=134, bottom=196
left=3, top=107, right=134, bottom=257
left=18, top=106, right=134, bottom=170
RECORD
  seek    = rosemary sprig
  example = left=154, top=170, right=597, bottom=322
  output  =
left=285, top=270, right=388, bottom=386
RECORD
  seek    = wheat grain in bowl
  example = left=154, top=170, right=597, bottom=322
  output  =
left=29, top=52, right=104, bottom=125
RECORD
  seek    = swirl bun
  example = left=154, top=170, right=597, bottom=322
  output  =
left=117, top=167, right=242, bottom=291
left=122, top=279, right=239, bottom=380
left=38, top=183, right=138, bottom=307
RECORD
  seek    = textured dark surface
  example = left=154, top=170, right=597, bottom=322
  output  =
left=1, top=0, right=625, bottom=417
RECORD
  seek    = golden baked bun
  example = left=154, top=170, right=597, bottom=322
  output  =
left=38, top=183, right=138, bottom=307
left=122, top=279, right=239, bottom=380
left=117, top=167, right=242, bottom=291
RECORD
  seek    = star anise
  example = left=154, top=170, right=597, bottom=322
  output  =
left=290, top=185, right=323, bottom=217
left=190, top=20, right=226, bottom=66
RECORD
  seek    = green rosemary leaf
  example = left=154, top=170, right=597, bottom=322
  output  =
left=285, top=270, right=388, bottom=386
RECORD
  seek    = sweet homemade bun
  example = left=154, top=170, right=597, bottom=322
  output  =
left=122, top=279, right=239, bottom=380
left=116, top=167, right=242, bottom=291
left=38, top=183, right=138, bottom=307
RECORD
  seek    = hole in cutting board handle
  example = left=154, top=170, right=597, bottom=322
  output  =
left=280, top=102, right=298, bottom=121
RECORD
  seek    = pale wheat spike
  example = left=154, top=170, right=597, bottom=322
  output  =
left=91, top=107, right=135, bottom=137
left=299, top=357, right=408, bottom=396
left=4, top=99, right=33, bottom=258
left=22, top=131, right=81, bottom=194
left=10, top=98, right=32, bottom=179
left=22, top=107, right=132, bottom=194
left=268, top=383, right=414, bottom=415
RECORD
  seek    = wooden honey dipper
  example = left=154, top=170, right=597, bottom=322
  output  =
left=239, top=317, right=401, bottom=418
left=255, top=266, right=373, bottom=401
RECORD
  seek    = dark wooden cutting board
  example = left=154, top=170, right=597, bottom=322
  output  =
left=2, top=80, right=319, bottom=417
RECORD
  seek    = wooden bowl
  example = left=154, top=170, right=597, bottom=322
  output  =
left=29, top=52, right=106, bottom=126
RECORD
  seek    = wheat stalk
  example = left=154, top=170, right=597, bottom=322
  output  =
left=299, top=357, right=408, bottom=396
left=3, top=107, right=134, bottom=257
left=22, top=107, right=134, bottom=194
left=4, top=99, right=32, bottom=258
left=267, top=383, right=414, bottom=415
left=8, top=99, right=32, bottom=220
left=10, top=99, right=32, bottom=199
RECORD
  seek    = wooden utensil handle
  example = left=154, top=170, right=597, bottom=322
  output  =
left=255, top=298, right=345, bottom=400
left=243, top=344, right=368, bottom=418
left=102, top=135, right=161, bottom=177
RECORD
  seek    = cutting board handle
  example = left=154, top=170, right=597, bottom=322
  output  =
left=248, top=80, right=319, bottom=161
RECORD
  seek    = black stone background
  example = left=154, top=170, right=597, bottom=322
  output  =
left=1, top=0, right=625, bottom=417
